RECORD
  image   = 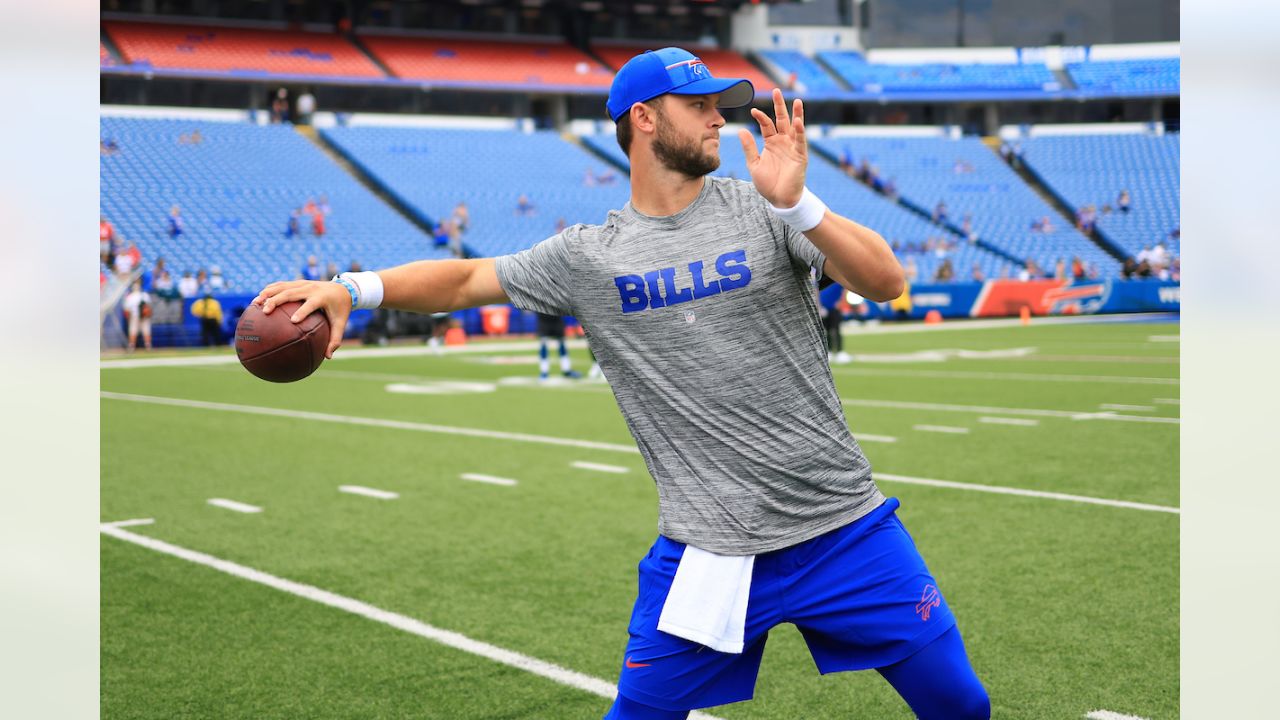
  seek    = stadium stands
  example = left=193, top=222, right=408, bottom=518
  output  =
left=321, top=126, right=630, bottom=257
left=360, top=35, right=612, bottom=89
left=817, top=52, right=1057, bottom=93
left=1021, top=133, right=1180, bottom=259
left=755, top=50, right=845, bottom=95
left=594, top=44, right=776, bottom=97
left=101, top=41, right=115, bottom=67
left=813, top=135, right=1121, bottom=277
left=99, top=116, right=448, bottom=292
left=102, top=21, right=384, bottom=79
left=581, top=130, right=1011, bottom=282
left=1065, top=57, right=1179, bottom=95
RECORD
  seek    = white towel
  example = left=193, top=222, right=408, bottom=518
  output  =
left=657, top=545, right=755, bottom=654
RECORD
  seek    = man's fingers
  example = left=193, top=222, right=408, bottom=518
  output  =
left=793, top=98, right=806, bottom=150
left=290, top=296, right=323, bottom=324
left=772, top=89, right=790, bottom=134
left=326, top=318, right=347, bottom=359
left=738, top=129, right=760, bottom=165
left=751, top=107, right=776, bottom=137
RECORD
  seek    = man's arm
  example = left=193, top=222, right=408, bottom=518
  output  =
left=254, top=258, right=508, bottom=358
left=739, top=89, right=905, bottom=302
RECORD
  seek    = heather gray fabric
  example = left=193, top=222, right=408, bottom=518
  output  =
left=495, top=176, right=883, bottom=555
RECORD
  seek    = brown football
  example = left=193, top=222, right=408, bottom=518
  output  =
left=234, top=301, right=330, bottom=383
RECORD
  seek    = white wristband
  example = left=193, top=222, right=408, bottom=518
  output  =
left=340, top=271, right=384, bottom=310
left=769, top=187, right=829, bottom=233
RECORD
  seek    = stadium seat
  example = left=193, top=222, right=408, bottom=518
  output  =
left=1021, top=133, right=1180, bottom=259
left=817, top=52, right=1056, bottom=93
left=99, top=116, right=449, bottom=293
left=757, top=50, right=845, bottom=95
left=321, top=126, right=631, bottom=258
left=1066, top=58, right=1179, bottom=95
left=102, top=21, right=384, bottom=78
left=360, top=36, right=612, bottom=88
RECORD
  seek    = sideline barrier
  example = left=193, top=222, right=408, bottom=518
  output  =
left=888, top=278, right=1178, bottom=320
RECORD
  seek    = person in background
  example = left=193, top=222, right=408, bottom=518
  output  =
left=348, top=260, right=363, bottom=273
left=932, top=201, right=948, bottom=224
left=113, top=242, right=139, bottom=276
left=325, top=262, right=340, bottom=281
left=296, top=89, right=316, bottom=126
left=597, top=166, right=618, bottom=185
left=123, top=279, right=153, bottom=352
left=100, top=215, right=116, bottom=260
left=270, top=87, right=290, bottom=124
left=195, top=268, right=212, bottom=296
left=515, top=194, right=536, bottom=216
left=153, top=269, right=177, bottom=299
left=971, top=263, right=985, bottom=282
left=177, top=271, right=199, bottom=299
left=452, top=201, right=469, bottom=232
left=934, top=258, right=954, bottom=282
left=1054, top=258, right=1066, bottom=280
left=166, top=206, right=184, bottom=238
left=191, top=292, right=224, bottom=347
left=535, top=313, right=581, bottom=380
left=177, top=129, right=203, bottom=145
left=1117, top=189, right=1131, bottom=213
left=301, top=256, right=322, bottom=281
left=819, top=280, right=852, bottom=364
left=903, top=256, right=918, bottom=283
left=1071, top=256, right=1086, bottom=281
left=209, top=265, right=227, bottom=292
left=312, top=206, right=326, bottom=236
left=554, top=217, right=567, bottom=234
left=285, top=208, right=301, bottom=239
left=432, top=221, right=450, bottom=249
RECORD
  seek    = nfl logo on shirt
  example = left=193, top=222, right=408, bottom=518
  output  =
left=685, top=311, right=696, bottom=324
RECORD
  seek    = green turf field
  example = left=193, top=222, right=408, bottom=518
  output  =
left=101, top=317, right=1179, bottom=719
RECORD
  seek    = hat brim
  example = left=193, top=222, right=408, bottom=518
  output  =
left=669, top=78, right=756, bottom=110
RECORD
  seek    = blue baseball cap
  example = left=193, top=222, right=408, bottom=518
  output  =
left=606, top=47, right=755, bottom=122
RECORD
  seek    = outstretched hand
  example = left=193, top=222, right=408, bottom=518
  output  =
left=252, top=280, right=351, bottom=358
left=738, top=88, right=807, bottom=209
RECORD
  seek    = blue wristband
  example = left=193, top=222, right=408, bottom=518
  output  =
left=332, top=275, right=358, bottom=309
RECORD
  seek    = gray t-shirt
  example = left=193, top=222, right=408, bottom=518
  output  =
left=495, top=176, right=883, bottom=555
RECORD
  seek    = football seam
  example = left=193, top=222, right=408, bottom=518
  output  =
left=238, top=324, right=323, bottom=364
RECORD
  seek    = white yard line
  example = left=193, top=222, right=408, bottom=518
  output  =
left=831, top=366, right=1177, bottom=385
left=102, top=518, right=154, bottom=528
left=99, top=339, right=591, bottom=369
left=571, top=461, right=630, bottom=474
left=461, top=473, right=518, bottom=487
left=1100, top=403, right=1155, bottom=412
left=875, top=473, right=1178, bottom=514
left=1085, top=710, right=1152, bottom=720
left=98, top=523, right=724, bottom=720
left=840, top=397, right=1179, bottom=425
left=207, top=498, right=262, bottom=514
left=839, top=312, right=1176, bottom=335
left=338, top=485, right=399, bottom=500
left=978, top=416, right=1040, bottom=427
left=913, top=424, right=971, bottom=435
left=1153, top=398, right=1180, bottom=405
left=853, top=432, right=898, bottom=443
left=101, top=392, right=642, bottom=454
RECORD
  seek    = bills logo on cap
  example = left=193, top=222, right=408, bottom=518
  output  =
left=666, top=58, right=708, bottom=82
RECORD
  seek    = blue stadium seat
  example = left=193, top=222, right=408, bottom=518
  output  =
left=1066, top=58, right=1179, bottom=95
left=757, top=50, right=845, bottom=94
left=1021, top=133, right=1180, bottom=259
left=817, top=52, right=1056, bottom=93
left=100, top=117, right=451, bottom=293
left=320, top=126, right=631, bottom=258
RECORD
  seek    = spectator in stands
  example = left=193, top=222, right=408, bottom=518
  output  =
left=99, top=215, right=115, bottom=257
left=1121, top=257, right=1138, bottom=279
left=100, top=138, right=120, bottom=155
left=177, top=271, right=199, bottom=299
left=296, top=89, right=316, bottom=126
left=1019, top=260, right=1041, bottom=282
left=1054, top=258, right=1067, bottom=280
left=311, top=206, right=326, bottom=236
left=960, top=215, right=976, bottom=242
left=317, top=194, right=332, bottom=218
left=177, top=129, right=203, bottom=145
left=515, top=194, right=536, bottom=216
left=903, top=257, right=918, bottom=283
left=448, top=221, right=464, bottom=258
left=932, top=201, right=948, bottom=224
left=209, top=265, right=227, bottom=292
left=934, top=259, right=955, bottom=282
left=839, top=146, right=853, bottom=176
left=1117, top=189, right=1131, bottom=213
left=325, top=262, right=340, bottom=280
left=301, top=255, right=322, bottom=281
left=166, top=206, right=184, bottom=238
left=555, top=217, right=567, bottom=234
left=1136, top=245, right=1154, bottom=268
left=1169, top=257, right=1180, bottom=282
left=270, top=87, right=290, bottom=124
left=191, top=292, right=224, bottom=347
left=348, top=260, right=363, bottom=273
left=882, top=177, right=898, bottom=200
left=196, top=269, right=213, bottom=296
left=122, top=280, right=153, bottom=353
left=451, top=201, right=469, bottom=232
left=432, top=221, right=450, bottom=249
left=1071, top=256, right=1086, bottom=281
left=153, top=269, right=178, bottom=300
left=1076, top=205, right=1097, bottom=234
left=285, top=208, right=301, bottom=238
left=971, top=263, right=985, bottom=282
left=596, top=167, right=618, bottom=185
left=856, top=157, right=872, bottom=182
left=1087, top=262, right=1101, bottom=280
left=583, top=168, right=598, bottom=187
left=952, top=158, right=974, bottom=174
left=1150, top=242, right=1170, bottom=273
left=114, top=242, right=141, bottom=276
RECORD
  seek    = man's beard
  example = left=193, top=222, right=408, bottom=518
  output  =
left=652, top=116, right=720, bottom=179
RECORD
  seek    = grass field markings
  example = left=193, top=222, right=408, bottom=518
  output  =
left=102, top=518, right=155, bottom=528
left=852, top=431, right=898, bottom=443
left=571, top=461, right=630, bottom=474
left=385, top=381, right=498, bottom=395
left=338, top=485, right=399, bottom=500
left=1085, top=710, right=1152, bottom=720
left=838, top=312, right=1176, bottom=335
left=1153, top=398, right=1180, bottom=405
left=461, top=473, right=518, bottom=487
left=97, top=524, right=727, bottom=720
left=1015, top=354, right=1178, bottom=364
left=100, top=339, right=592, bottom=369
left=830, top=366, right=1178, bottom=386
left=913, top=424, right=971, bottom=434
left=978, top=416, right=1040, bottom=427
left=1147, top=335, right=1180, bottom=342
left=840, top=397, right=1179, bottom=426
left=874, top=472, right=1179, bottom=514
left=101, top=392, right=642, bottom=454
left=1099, top=403, right=1156, bottom=412
left=207, top=498, right=263, bottom=514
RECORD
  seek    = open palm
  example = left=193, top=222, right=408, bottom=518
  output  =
left=738, top=88, right=808, bottom=209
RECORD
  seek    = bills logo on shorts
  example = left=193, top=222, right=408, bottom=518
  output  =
left=916, top=584, right=941, bottom=621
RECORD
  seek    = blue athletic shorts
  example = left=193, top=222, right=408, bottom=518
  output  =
left=616, top=497, right=957, bottom=711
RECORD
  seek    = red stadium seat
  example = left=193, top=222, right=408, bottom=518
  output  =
left=103, top=22, right=384, bottom=78
left=101, top=41, right=114, bottom=67
left=594, top=45, right=777, bottom=98
left=360, top=35, right=612, bottom=88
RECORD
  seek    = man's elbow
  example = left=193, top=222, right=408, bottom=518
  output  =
left=863, top=267, right=906, bottom=302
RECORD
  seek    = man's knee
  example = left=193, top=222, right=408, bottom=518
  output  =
left=603, top=692, right=690, bottom=720
left=952, top=681, right=991, bottom=720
